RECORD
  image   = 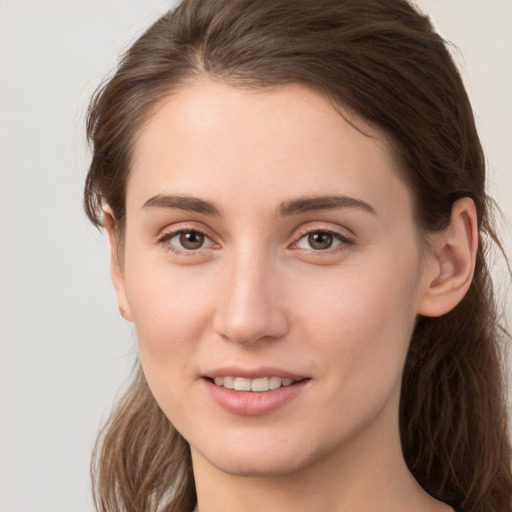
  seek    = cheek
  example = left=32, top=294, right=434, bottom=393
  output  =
left=294, top=253, right=420, bottom=386
left=122, top=257, right=217, bottom=420
left=123, top=251, right=216, bottom=361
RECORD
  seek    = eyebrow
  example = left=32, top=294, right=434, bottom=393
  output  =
left=142, top=194, right=222, bottom=216
left=141, top=193, right=376, bottom=217
left=277, top=195, right=376, bottom=217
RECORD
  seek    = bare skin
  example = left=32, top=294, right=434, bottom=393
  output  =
left=106, top=80, right=477, bottom=512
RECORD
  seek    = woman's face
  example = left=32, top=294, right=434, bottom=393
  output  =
left=112, top=80, right=436, bottom=477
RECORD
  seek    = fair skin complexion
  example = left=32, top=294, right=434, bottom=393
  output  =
left=105, top=80, right=477, bottom=512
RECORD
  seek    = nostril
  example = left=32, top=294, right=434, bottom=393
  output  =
left=213, top=310, right=289, bottom=346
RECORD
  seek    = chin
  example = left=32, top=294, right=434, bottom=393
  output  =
left=206, top=452, right=308, bottom=478
left=190, top=430, right=325, bottom=479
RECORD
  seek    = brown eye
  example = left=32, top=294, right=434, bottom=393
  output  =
left=295, top=230, right=346, bottom=251
left=178, top=231, right=205, bottom=250
left=307, top=231, right=334, bottom=250
left=161, top=229, right=214, bottom=255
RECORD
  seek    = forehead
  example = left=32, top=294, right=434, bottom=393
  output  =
left=128, top=80, right=412, bottom=222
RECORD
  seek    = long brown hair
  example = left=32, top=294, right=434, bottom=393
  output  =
left=84, top=1, right=512, bottom=511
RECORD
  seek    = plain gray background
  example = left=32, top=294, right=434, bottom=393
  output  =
left=1, top=1, right=511, bottom=511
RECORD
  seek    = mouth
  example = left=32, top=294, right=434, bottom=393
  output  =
left=209, top=375, right=298, bottom=392
left=203, top=373, right=309, bottom=415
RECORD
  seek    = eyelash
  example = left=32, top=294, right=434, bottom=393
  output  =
left=157, top=227, right=353, bottom=256
left=292, top=229, right=352, bottom=253
left=158, top=229, right=215, bottom=255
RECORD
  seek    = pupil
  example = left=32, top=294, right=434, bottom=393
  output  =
left=308, top=232, right=333, bottom=250
left=180, top=231, right=204, bottom=249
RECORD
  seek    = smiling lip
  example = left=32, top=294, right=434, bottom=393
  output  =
left=206, top=367, right=306, bottom=381
left=203, top=367, right=309, bottom=416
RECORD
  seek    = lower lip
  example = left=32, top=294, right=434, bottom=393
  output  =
left=203, top=378, right=309, bottom=416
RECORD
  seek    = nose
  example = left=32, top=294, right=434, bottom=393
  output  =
left=213, top=249, right=289, bottom=345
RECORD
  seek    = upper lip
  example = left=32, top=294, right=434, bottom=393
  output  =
left=204, top=366, right=308, bottom=380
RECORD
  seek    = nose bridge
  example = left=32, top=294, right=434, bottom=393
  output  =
left=214, top=243, right=287, bottom=344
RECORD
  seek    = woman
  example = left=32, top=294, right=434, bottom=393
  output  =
left=83, top=0, right=512, bottom=511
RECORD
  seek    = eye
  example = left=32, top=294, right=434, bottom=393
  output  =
left=295, top=230, right=346, bottom=251
left=160, top=229, right=213, bottom=252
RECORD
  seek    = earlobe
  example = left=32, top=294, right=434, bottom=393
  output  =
left=418, top=198, right=478, bottom=317
left=103, top=208, right=134, bottom=323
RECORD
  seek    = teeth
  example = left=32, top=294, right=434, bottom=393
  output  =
left=251, top=377, right=269, bottom=392
left=234, top=377, right=251, bottom=391
left=212, top=376, right=297, bottom=392
left=269, top=376, right=282, bottom=390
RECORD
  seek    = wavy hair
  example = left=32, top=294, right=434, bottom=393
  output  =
left=84, top=1, right=512, bottom=511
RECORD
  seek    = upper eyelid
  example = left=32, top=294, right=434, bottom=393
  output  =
left=157, top=222, right=215, bottom=241
left=161, top=229, right=212, bottom=241
left=156, top=222, right=353, bottom=247
left=291, top=222, right=354, bottom=241
left=291, top=231, right=351, bottom=250
left=296, top=227, right=349, bottom=238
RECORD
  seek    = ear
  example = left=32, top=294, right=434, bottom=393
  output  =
left=103, top=208, right=133, bottom=323
left=418, top=197, right=478, bottom=317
